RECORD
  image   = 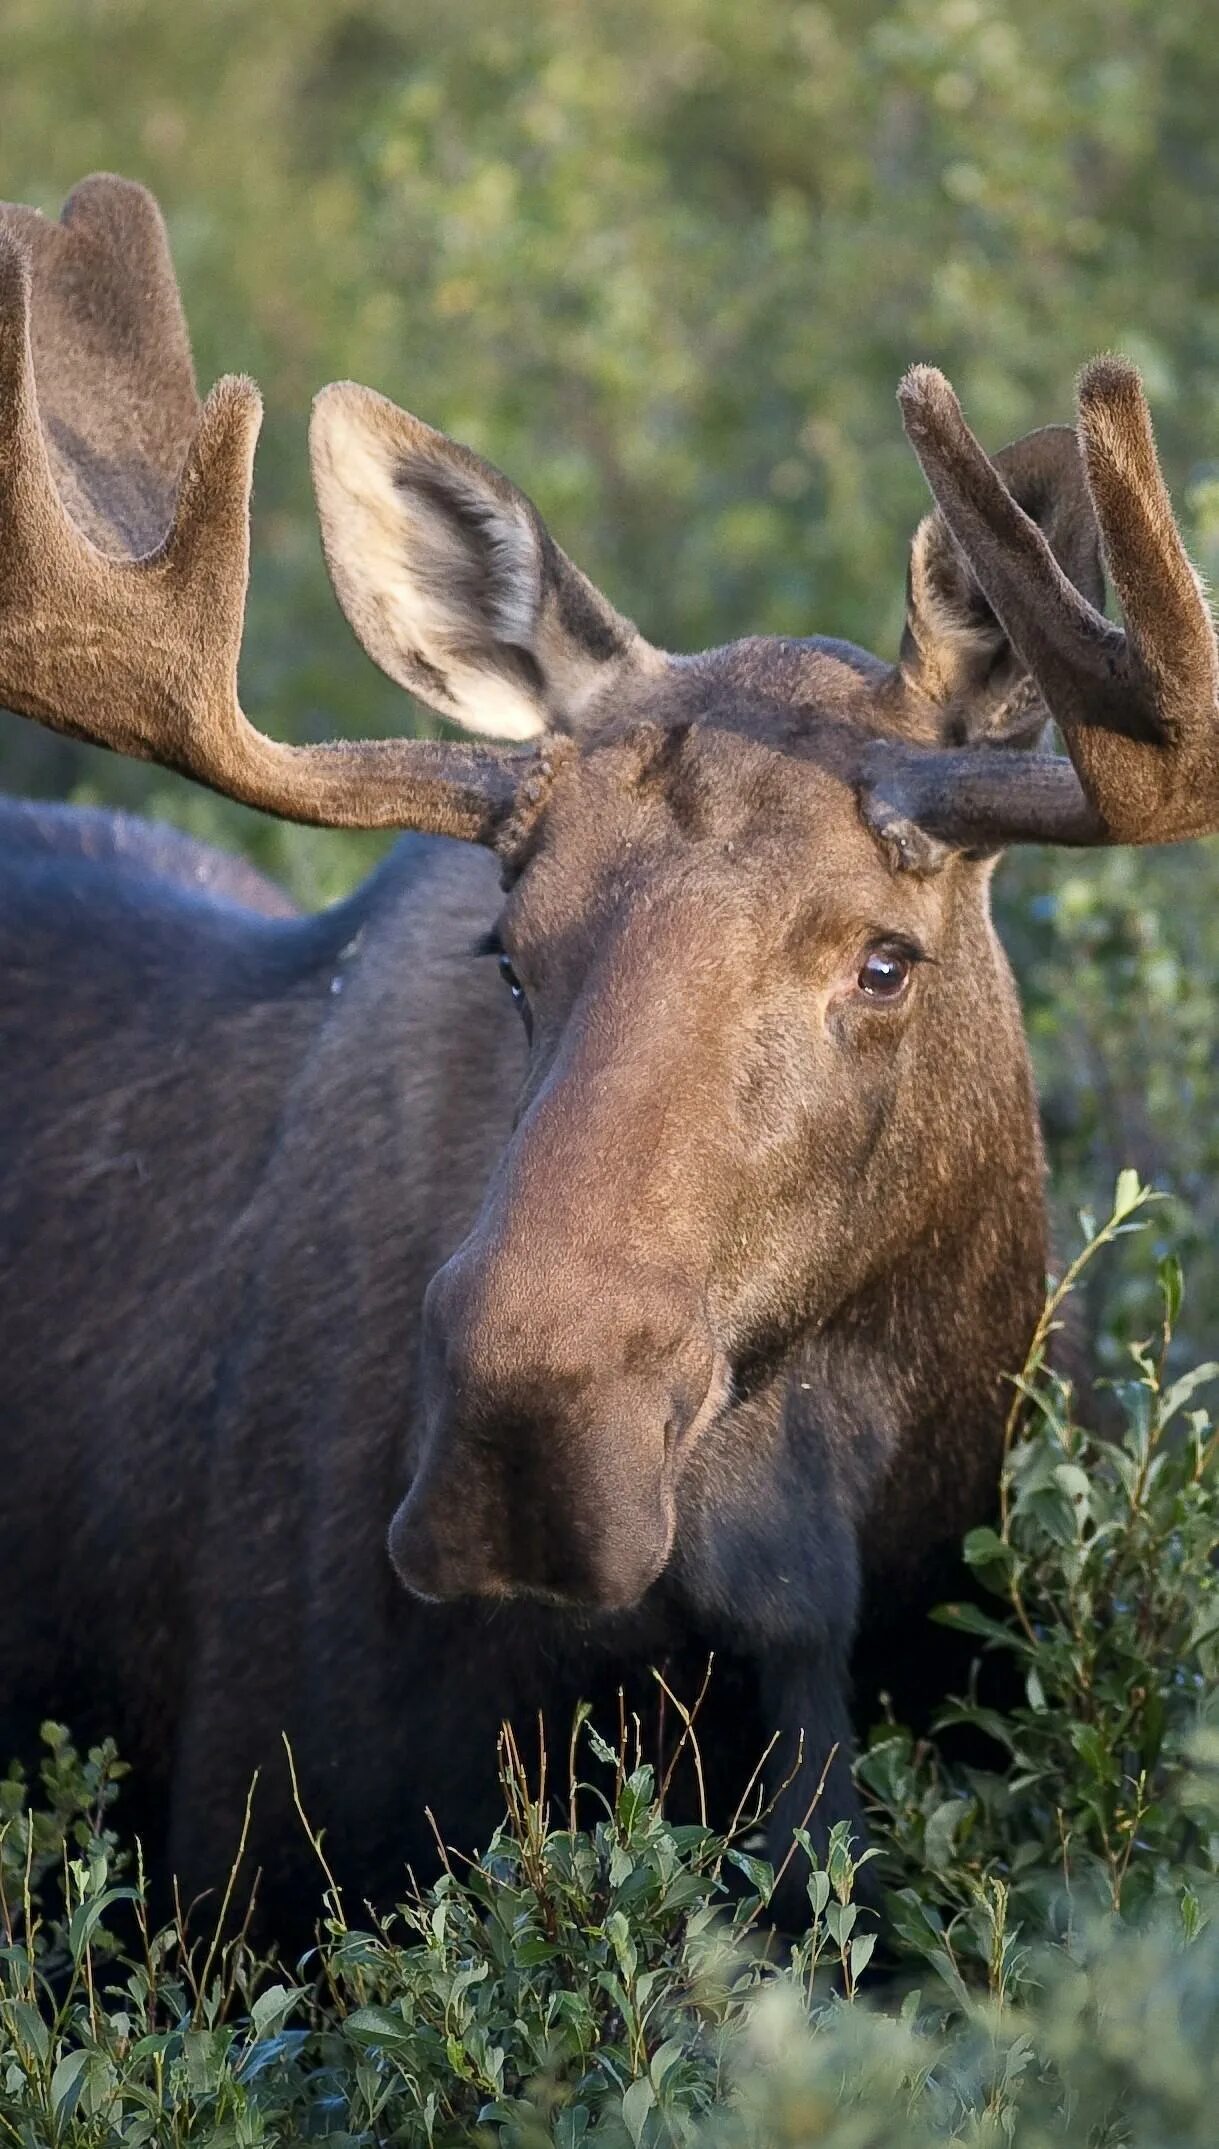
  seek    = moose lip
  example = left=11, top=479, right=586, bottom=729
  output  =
left=464, top=1561, right=675, bottom=1620
left=393, top=1510, right=679, bottom=1616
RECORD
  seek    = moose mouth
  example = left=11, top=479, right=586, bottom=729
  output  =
left=390, top=1347, right=736, bottom=1613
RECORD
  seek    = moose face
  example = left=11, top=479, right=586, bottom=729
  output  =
left=389, top=656, right=1011, bottom=1610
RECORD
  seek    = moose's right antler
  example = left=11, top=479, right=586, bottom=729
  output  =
left=871, top=359, right=1219, bottom=851
left=0, top=175, right=524, bottom=842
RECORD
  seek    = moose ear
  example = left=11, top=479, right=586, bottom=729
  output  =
left=898, top=424, right=1106, bottom=747
left=309, top=383, right=655, bottom=740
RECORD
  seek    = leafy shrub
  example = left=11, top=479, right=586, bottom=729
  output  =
left=862, top=1176, right=1219, bottom=1976
left=4, top=1182, right=1219, bottom=2145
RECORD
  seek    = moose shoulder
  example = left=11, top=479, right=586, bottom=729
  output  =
left=3, top=177, right=1217, bottom=1938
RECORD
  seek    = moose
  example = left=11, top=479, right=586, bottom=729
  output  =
left=2, top=176, right=1218, bottom=1939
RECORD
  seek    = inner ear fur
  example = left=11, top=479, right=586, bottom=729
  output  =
left=310, top=382, right=657, bottom=742
left=899, top=423, right=1106, bottom=747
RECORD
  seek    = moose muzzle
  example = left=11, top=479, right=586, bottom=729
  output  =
left=389, top=1245, right=722, bottom=1610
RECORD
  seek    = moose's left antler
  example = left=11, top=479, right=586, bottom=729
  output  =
left=866, top=358, right=1219, bottom=851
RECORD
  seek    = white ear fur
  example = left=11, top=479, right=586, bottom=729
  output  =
left=903, top=509, right=1005, bottom=706
left=310, top=382, right=548, bottom=740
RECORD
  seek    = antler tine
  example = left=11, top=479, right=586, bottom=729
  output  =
left=0, top=176, right=523, bottom=846
left=896, top=365, right=1136, bottom=743
left=0, top=238, right=39, bottom=505
left=890, top=363, right=1219, bottom=847
left=1076, top=359, right=1217, bottom=694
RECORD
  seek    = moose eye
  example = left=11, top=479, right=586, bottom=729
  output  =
left=856, top=943, right=916, bottom=1002
left=473, top=927, right=532, bottom=1028
left=498, top=952, right=527, bottom=1009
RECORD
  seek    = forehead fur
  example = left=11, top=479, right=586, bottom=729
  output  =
left=584, top=635, right=897, bottom=750
left=501, top=632, right=988, bottom=884
left=539, top=634, right=917, bottom=842
left=524, top=646, right=920, bottom=879
left=510, top=699, right=954, bottom=983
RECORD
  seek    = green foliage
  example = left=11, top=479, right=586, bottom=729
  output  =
left=0, top=1725, right=880, bottom=2143
left=1, top=1728, right=128, bottom=1984
left=5, top=1193, right=1219, bottom=2142
left=861, top=1185, right=1219, bottom=1980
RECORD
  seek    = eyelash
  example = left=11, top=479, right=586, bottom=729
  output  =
left=474, top=928, right=531, bottom=1023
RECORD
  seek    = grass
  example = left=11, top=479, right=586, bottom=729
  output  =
left=4, top=1178, right=1219, bottom=2145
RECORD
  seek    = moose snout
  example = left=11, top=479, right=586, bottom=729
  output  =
left=388, top=1449, right=675, bottom=1610
left=389, top=1249, right=722, bottom=1610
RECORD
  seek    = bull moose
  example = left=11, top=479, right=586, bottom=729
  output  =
left=2, top=176, right=1217, bottom=1937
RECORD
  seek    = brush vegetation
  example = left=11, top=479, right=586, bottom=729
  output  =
left=4, top=1185, right=1219, bottom=2145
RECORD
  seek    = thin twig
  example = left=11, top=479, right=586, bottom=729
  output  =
left=194, top=1772, right=260, bottom=2020
left=725, top=1729, right=782, bottom=1844
left=651, top=1667, right=709, bottom=1827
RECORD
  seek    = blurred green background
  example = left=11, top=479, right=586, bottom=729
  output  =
left=2, top=0, right=1217, bottom=1350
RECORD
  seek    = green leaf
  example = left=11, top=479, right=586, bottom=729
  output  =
left=622, top=2074, right=656, bottom=2148
left=1159, top=1253, right=1184, bottom=1329
left=1162, top=1363, right=1219, bottom=1426
left=923, top=1798, right=970, bottom=1870
left=723, top=1848, right=774, bottom=1900
left=67, top=1883, right=138, bottom=1962
left=607, top=1908, right=638, bottom=1981
left=8, top=2003, right=49, bottom=2064
left=1113, top=1168, right=1144, bottom=1221
left=1069, top=1722, right=1114, bottom=1781
left=1053, top=1463, right=1091, bottom=1504
left=515, top=1936, right=561, bottom=1966
left=343, top=2005, right=414, bottom=2048
left=825, top=1899, right=857, bottom=1949
left=931, top=1601, right=1020, bottom=1648
left=50, top=2048, right=90, bottom=2122
left=250, top=1982, right=300, bottom=2040
left=963, top=1525, right=1012, bottom=1569
left=585, top=1724, right=619, bottom=1768
left=556, top=2104, right=590, bottom=2149
left=649, top=2037, right=687, bottom=2088
left=806, top=1867, right=832, bottom=1918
